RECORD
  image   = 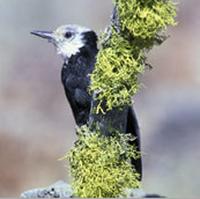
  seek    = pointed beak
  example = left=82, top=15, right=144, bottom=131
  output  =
left=31, top=30, right=53, bottom=40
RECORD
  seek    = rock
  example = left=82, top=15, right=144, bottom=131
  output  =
left=21, top=181, right=164, bottom=198
left=125, top=188, right=165, bottom=198
left=20, top=181, right=73, bottom=198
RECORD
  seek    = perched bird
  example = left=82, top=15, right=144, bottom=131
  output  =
left=31, top=25, right=98, bottom=126
left=31, top=24, right=142, bottom=178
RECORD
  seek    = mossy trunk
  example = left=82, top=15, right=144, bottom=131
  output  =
left=89, top=98, right=129, bottom=136
left=67, top=0, right=177, bottom=198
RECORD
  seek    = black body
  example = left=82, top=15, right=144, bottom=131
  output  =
left=61, top=30, right=142, bottom=178
left=61, top=31, right=98, bottom=126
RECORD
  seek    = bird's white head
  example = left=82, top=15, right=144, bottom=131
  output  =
left=31, top=24, right=94, bottom=63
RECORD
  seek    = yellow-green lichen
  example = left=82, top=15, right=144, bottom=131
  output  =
left=90, top=31, right=145, bottom=112
left=116, top=0, right=177, bottom=39
left=90, top=0, right=176, bottom=113
left=66, top=0, right=177, bottom=197
left=64, top=125, right=140, bottom=198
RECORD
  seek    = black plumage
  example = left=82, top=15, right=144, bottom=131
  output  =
left=127, top=106, right=142, bottom=178
left=61, top=31, right=98, bottom=126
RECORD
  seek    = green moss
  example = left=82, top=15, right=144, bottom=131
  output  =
left=64, top=125, right=140, bottom=198
left=90, top=0, right=176, bottom=113
left=116, top=0, right=177, bottom=39
left=90, top=30, right=144, bottom=112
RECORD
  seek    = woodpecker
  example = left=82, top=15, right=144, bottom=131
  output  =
left=31, top=25, right=98, bottom=126
left=31, top=24, right=142, bottom=178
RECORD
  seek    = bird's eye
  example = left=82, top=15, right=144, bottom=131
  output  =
left=65, top=31, right=73, bottom=39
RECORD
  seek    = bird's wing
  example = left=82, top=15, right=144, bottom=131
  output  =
left=74, top=88, right=91, bottom=108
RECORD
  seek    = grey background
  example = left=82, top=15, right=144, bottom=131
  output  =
left=0, top=0, right=200, bottom=197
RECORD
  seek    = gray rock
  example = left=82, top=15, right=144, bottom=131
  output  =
left=125, top=188, right=146, bottom=198
left=21, top=181, right=164, bottom=198
left=125, top=188, right=165, bottom=198
left=20, top=181, right=73, bottom=198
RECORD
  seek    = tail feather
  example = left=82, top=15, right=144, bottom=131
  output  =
left=126, top=107, right=142, bottom=180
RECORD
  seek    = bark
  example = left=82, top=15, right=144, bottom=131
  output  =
left=88, top=5, right=129, bottom=135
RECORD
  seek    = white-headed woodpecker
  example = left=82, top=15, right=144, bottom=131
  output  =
left=31, top=24, right=142, bottom=179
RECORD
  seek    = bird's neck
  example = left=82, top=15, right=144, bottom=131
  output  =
left=64, top=45, right=98, bottom=68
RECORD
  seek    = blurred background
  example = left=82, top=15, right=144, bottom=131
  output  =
left=0, top=0, right=199, bottom=197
